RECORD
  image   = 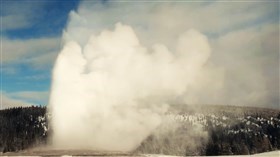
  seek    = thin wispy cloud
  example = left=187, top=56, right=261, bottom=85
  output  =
left=9, top=91, right=49, bottom=105
left=1, top=1, right=48, bottom=31
left=0, top=92, right=33, bottom=109
left=2, top=37, right=60, bottom=66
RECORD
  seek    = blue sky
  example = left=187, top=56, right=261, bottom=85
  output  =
left=2, top=1, right=80, bottom=38
left=1, top=0, right=80, bottom=106
left=1, top=0, right=279, bottom=109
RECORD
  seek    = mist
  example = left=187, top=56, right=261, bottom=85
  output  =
left=48, top=1, right=278, bottom=152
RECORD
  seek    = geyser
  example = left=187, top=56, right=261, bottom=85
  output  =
left=49, top=4, right=212, bottom=152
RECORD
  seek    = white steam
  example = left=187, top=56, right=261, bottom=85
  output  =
left=48, top=0, right=277, bottom=152
left=49, top=15, right=212, bottom=150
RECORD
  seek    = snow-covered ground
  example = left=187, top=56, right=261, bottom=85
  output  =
left=1, top=150, right=279, bottom=156
left=144, top=150, right=279, bottom=157
left=255, top=151, right=280, bottom=156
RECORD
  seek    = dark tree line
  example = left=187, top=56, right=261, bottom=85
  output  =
left=0, top=106, right=279, bottom=155
left=205, top=113, right=280, bottom=155
left=137, top=111, right=280, bottom=156
left=0, top=106, right=48, bottom=152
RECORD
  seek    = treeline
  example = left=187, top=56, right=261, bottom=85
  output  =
left=137, top=111, right=280, bottom=156
left=0, top=106, right=48, bottom=152
left=205, top=113, right=280, bottom=155
left=0, top=106, right=279, bottom=155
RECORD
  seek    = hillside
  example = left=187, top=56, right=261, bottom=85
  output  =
left=0, top=105, right=279, bottom=156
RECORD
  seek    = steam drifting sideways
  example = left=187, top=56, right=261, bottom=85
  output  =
left=48, top=1, right=276, bottom=152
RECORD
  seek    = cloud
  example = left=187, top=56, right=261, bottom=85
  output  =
left=27, top=51, right=59, bottom=69
left=0, top=92, right=33, bottom=109
left=0, top=90, right=49, bottom=109
left=1, top=1, right=48, bottom=31
left=23, top=73, right=50, bottom=81
left=2, top=66, right=17, bottom=75
left=2, top=37, right=60, bottom=68
left=2, top=14, right=31, bottom=31
left=9, top=91, right=49, bottom=105
left=181, top=2, right=277, bottom=33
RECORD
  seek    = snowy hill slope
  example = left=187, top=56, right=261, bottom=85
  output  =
left=137, top=105, right=280, bottom=156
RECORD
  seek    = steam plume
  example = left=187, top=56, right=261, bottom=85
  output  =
left=49, top=15, right=211, bottom=151
left=49, top=0, right=276, bottom=152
